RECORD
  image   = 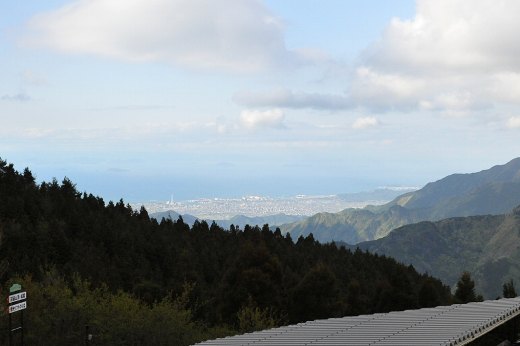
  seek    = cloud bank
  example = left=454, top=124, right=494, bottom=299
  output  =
left=352, top=0, right=520, bottom=114
left=22, top=0, right=520, bottom=131
left=233, top=0, right=520, bottom=128
left=24, top=0, right=299, bottom=72
left=234, top=89, right=352, bottom=110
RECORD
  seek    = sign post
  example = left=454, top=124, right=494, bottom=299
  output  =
left=7, top=283, right=26, bottom=346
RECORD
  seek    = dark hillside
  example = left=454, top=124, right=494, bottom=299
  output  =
left=357, top=208, right=520, bottom=298
left=0, top=158, right=452, bottom=345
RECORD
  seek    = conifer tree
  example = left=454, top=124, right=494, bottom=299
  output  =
left=454, top=271, right=480, bottom=303
left=503, top=279, right=517, bottom=298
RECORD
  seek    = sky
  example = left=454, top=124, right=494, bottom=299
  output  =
left=1, top=0, right=520, bottom=202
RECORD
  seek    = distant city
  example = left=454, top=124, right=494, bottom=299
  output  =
left=133, top=187, right=418, bottom=220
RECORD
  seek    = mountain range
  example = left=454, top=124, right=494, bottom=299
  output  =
left=143, top=158, right=520, bottom=300
left=149, top=210, right=199, bottom=225
left=280, top=157, right=520, bottom=244
left=353, top=205, right=520, bottom=299
left=149, top=210, right=305, bottom=229
left=337, top=188, right=417, bottom=202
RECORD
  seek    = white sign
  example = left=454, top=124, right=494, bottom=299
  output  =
left=8, top=301, right=26, bottom=314
left=8, top=291, right=26, bottom=304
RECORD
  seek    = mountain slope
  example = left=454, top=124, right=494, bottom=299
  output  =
left=281, top=158, right=520, bottom=244
left=150, top=210, right=199, bottom=225
left=0, top=157, right=453, bottom=341
left=337, top=188, right=417, bottom=202
left=356, top=206, right=520, bottom=298
left=284, top=206, right=422, bottom=244
left=150, top=210, right=304, bottom=229
left=391, top=158, right=520, bottom=211
left=216, top=213, right=305, bottom=229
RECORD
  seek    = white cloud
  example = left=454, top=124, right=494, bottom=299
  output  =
left=507, top=116, right=520, bottom=129
left=212, top=116, right=238, bottom=134
left=352, top=117, right=379, bottom=130
left=231, top=1, right=520, bottom=115
left=240, top=109, right=285, bottom=130
left=24, top=0, right=298, bottom=72
left=234, top=88, right=352, bottom=110
left=350, top=67, right=425, bottom=111
left=350, top=0, right=520, bottom=113
left=1, top=93, right=31, bottom=102
left=489, top=72, right=520, bottom=103
left=365, top=0, right=520, bottom=73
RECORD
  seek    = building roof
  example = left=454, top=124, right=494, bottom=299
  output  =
left=195, top=298, right=520, bottom=346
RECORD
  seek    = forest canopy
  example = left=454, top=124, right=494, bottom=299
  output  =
left=0, top=158, right=453, bottom=345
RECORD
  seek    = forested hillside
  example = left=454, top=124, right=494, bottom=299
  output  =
left=356, top=207, right=520, bottom=299
left=0, top=158, right=452, bottom=345
left=149, top=210, right=305, bottom=229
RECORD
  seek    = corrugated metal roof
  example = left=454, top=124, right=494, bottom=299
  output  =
left=195, top=298, right=520, bottom=346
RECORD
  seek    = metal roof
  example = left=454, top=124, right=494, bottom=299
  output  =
left=195, top=298, right=520, bottom=346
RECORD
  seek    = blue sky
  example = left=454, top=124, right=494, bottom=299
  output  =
left=1, top=0, right=520, bottom=202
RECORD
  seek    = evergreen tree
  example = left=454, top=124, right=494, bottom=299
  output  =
left=503, top=279, right=517, bottom=298
left=454, top=271, right=480, bottom=303
left=289, top=263, right=343, bottom=322
left=418, top=278, right=441, bottom=308
left=0, top=157, right=457, bottom=342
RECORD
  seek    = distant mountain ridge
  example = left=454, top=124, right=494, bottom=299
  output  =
left=337, top=188, right=417, bottom=203
left=280, top=158, right=520, bottom=244
left=383, top=157, right=520, bottom=216
left=354, top=205, right=520, bottom=299
left=150, top=210, right=199, bottom=225
left=216, top=214, right=305, bottom=229
left=149, top=210, right=304, bottom=229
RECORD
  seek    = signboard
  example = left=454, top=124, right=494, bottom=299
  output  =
left=6, top=282, right=26, bottom=345
left=9, top=284, right=21, bottom=293
left=8, top=291, right=27, bottom=304
left=8, top=301, right=27, bottom=314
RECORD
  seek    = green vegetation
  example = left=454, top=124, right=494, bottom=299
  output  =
left=0, top=158, right=452, bottom=344
left=1, top=271, right=220, bottom=346
left=282, top=205, right=420, bottom=244
left=503, top=279, right=517, bottom=298
left=357, top=208, right=520, bottom=298
left=281, top=157, right=520, bottom=244
left=454, top=272, right=483, bottom=303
